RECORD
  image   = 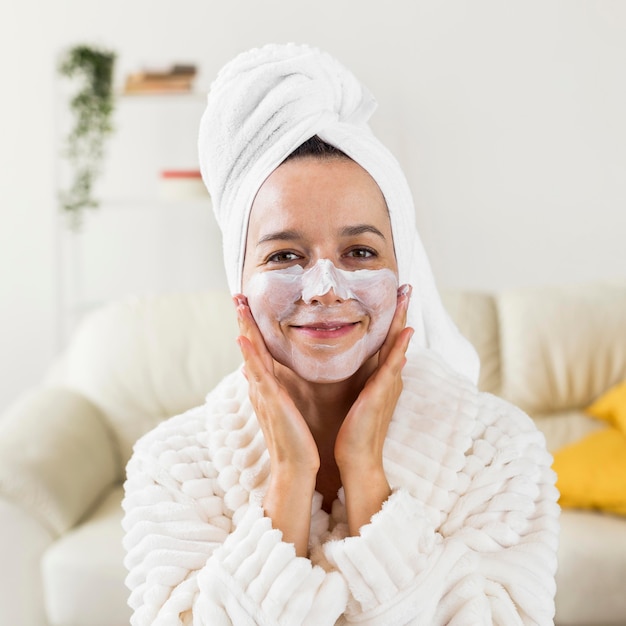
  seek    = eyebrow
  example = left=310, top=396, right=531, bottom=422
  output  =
left=257, top=229, right=303, bottom=245
left=256, top=223, right=386, bottom=246
left=340, top=224, right=386, bottom=240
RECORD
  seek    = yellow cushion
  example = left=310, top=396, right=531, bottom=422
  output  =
left=586, top=379, right=626, bottom=432
left=553, top=379, right=626, bottom=515
left=553, top=428, right=626, bottom=515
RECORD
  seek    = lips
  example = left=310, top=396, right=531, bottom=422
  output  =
left=295, top=322, right=356, bottom=330
left=291, top=321, right=360, bottom=340
left=287, top=303, right=365, bottom=327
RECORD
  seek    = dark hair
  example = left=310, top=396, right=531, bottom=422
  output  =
left=283, top=135, right=349, bottom=162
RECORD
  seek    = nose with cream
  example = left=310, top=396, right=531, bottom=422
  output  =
left=244, top=259, right=399, bottom=382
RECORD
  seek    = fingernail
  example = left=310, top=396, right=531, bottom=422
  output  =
left=235, top=303, right=246, bottom=322
left=398, top=284, right=412, bottom=299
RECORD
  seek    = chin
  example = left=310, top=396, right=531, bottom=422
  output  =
left=276, top=345, right=380, bottom=385
left=271, top=356, right=358, bottom=384
left=297, top=369, right=358, bottom=385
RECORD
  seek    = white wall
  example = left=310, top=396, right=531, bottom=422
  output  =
left=2, top=0, right=626, bottom=412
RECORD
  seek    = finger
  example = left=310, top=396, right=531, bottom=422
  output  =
left=233, top=294, right=255, bottom=340
left=363, top=331, right=412, bottom=406
left=346, top=326, right=413, bottom=441
left=236, top=335, right=279, bottom=397
left=350, top=329, right=413, bottom=429
left=234, top=294, right=274, bottom=370
left=379, top=284, right=412, bottom=364
left=238, top=337, right=313, bottom=460
left=236, top=335, right=263, bottom=381
left=376, top=326, right=414, bottom=381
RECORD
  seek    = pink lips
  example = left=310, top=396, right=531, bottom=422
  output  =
left=292, top=321, right=359, bottom=340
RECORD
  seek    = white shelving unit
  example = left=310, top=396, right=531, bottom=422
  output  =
left=56, top=91, right=227, bottom=347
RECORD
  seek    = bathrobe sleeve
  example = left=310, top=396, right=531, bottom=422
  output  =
left=122, top=405, right=347, bottom=626
left=322, top=396, right=560, bottom=626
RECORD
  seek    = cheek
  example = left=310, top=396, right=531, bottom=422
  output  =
left=244, top=272, right=301, bottom=332
left=349, top=270, right=398, bottom=341
left=243, top=265, right=398, bottom=373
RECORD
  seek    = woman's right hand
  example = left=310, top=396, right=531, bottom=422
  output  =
left=234, top=294, right=319, bottom=556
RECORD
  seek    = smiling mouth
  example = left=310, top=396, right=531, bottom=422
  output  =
left=293, top=322, right=358, bottom=330
left=290, top=322, right=361, bottom=341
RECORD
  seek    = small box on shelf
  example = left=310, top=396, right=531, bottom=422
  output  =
left=124, top=64, right=197, bottom=95
left=159, top=169, right=207, bottom=200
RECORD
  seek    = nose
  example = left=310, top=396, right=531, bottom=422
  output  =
left=308, top=288, right=343, bottom=306
left=301, top=259, right=348, bottom=305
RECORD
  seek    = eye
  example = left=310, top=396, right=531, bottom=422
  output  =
left=266, top=250, right=301, bottom=264
left=346, top=247, right=377, bottom=259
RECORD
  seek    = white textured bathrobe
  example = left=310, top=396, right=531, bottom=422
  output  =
left=123, top=346, right=559, bottom=625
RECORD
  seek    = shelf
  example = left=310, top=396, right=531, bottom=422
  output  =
left=56, top=80, right=218, bottom=346
left=116, top=90, right=207, bottom=100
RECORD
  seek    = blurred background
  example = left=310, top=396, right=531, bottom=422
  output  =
left=1, top=0, right=625, bottom=413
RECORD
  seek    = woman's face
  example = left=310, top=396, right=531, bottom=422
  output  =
left=242, top=157, right=398, bottom=383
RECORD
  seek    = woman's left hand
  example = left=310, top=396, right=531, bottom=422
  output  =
left=334, top=284, right=413, bottom=535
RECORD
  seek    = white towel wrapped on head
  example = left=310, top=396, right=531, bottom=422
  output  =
left=198, top=43, right=479, bottom=383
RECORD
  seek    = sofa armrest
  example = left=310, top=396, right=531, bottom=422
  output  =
left=0, top=386, right=119, bottom=536
left=0, top=498, right=53, bottom=625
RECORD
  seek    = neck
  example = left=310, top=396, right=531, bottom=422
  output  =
left=273, top=356, right=378, bottom=512
left=274, top=356, right=377, bottom=438
left=274, top=356, right=376, bottom=438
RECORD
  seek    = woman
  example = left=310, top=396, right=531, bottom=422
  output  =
left=123, top=44, right=559, bottom=625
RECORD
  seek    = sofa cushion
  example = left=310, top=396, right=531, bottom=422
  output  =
left=551, top=381, right=626, bottom=516
left=441, top=290, right=500, bottom=394
left=556, top=510, right=626, bottom=625
left=0, top=387, right=118, bottom=535
left=0, top=499, right=52, bottom=626
left=587, top=379, right=626, bottom=432
left=532, top=409, right=605, bottom=453
left=42, top=484, right=130, bottom=626
left=553, top=428, right=626, bottom=515
left=59, top=292, right=242, bottom=468
left=497, top=284, right=626, bottom=415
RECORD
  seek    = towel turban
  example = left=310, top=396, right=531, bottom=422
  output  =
left=199, top=43, right=479, bottom=383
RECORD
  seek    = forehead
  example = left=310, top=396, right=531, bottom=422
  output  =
left=247, top=157, right=391, bottom=237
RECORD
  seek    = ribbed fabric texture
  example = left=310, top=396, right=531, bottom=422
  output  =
left=123, top=349, right=559, bottom=625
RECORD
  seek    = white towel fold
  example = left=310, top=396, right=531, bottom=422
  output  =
left=198, top=43, right=479, bottom=383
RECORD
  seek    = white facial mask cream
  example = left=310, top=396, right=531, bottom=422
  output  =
left=244, top=259, right=398, bottom=382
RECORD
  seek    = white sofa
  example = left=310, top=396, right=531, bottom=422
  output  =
left=1, top=284, right=625, bottom=626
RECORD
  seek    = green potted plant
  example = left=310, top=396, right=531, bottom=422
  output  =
left=59, top=44, right=116, bottom=229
